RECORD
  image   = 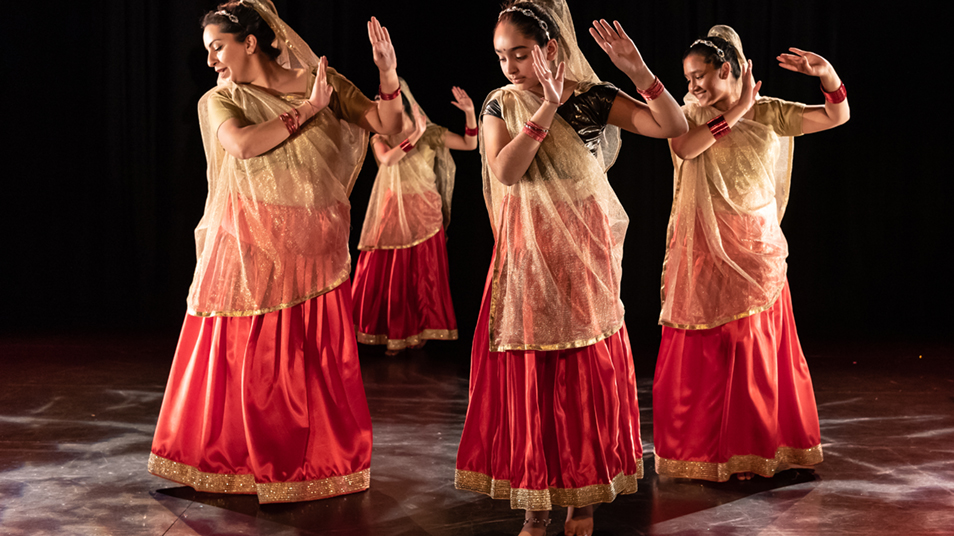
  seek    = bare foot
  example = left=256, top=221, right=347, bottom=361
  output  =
left=519, top=511, right=550, bottom=536
left=410, top=340, right=427, bottom=350
left=565, top=505, right=594, bottom=536
left=735, top=472, right=755, bottom=480
left=384, top=348, right=401, bottom=356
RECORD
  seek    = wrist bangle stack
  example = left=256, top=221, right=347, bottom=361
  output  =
left=280, top=108, right=301, bottom=136
left=821, top=82, right=847, bottom=104
left=464, top=126, right=478, bottom=137
left=379, top=85, right=401, bottom=101
left=399, top=138, right=415, bottom=152
left=522, top=120, right=549, bottom=143
left=707, top=115, right=730, bottom=140
left=636, top=76, right=665, bottom=101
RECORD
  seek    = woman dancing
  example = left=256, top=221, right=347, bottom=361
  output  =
left=653, top=25, right=850, bottom=482
left=148, top=0, right=404, bottom=502
left=352, top=80, right=477, bottom=355
left=454, top=2, right=686, bottom=534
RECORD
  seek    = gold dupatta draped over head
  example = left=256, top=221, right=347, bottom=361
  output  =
left=358, top=78, right=456, bottom=250
left=189, top=0, right=369, bottom=317
left=659, top=25, right=801, bottom=330
left=481, top=0, right=628, bottom=352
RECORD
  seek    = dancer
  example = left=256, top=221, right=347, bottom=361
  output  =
left=653, top=25, right=849, bottom=482
left=148, top=0, right=404, bottom=503
left=454, top=2, right=686, bottom=535
left=352, top=80, right=477, bottom=355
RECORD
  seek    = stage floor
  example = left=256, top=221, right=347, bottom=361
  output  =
left=0, top=333, right=951, bottom=535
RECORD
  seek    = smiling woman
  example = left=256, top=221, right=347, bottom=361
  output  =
left=146, top=0, right=406, bottom=504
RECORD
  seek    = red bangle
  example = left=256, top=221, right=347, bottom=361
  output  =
left=636, top=76, right=665, bottom=101
left=279, top=108, right=300, bottom=136
left=379, top=85, right=401, bottom=101
left=525, top=120, right=549, bottom=134
left=821, top=82, right=847, bottom=104
left=464, top=126, right=478, bottom=137
left=399, top=138, right=414, bottom=152
left=706, top=114, right=730, bottom=140
left=522, top=125, right=547, bottom=143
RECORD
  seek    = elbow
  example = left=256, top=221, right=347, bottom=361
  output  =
left=661, top=115, right=690, bottom=138
left=490, top=164, right=521, bottom=185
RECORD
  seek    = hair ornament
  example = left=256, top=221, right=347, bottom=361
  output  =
left=692, top=39, right=725, bottom=61
left=215, top=10, right=240, bottom=25
left=499, top=5, right=551, bottom=41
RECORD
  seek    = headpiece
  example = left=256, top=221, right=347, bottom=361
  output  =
left=707, top=25, right=746, bottom=66
left=691, top=39, right=725, bottom=62
left=214, top=10, right=240, bottom=25
left=499, top=5, right=551, bottom=41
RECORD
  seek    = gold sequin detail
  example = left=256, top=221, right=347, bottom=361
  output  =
left=148, top=453, right=370, bottom=503
left=358, top=227, right=441, bottom=251
left=147, top=453, right=256, bottom=494
left=256, top=469, right=370, bottom=503
left=356, top=328, right=459, bottom=350
left=654, top=444, right=823, bottom=482
left=455, top=464, right=643, bottom=511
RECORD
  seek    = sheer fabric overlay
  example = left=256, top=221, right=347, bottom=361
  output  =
left=659, top=94, right=804, bottom=329
left=481, top=88, right=628, bottom=352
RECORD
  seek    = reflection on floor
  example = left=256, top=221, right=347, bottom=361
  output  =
left=0, top=333, right=951, bottom=535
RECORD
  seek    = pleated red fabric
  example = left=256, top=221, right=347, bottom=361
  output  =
left=653, top=280, right=823, bottom=481
left=455, top=267, right=643, bottom=510
left=351, top=227, right=457, bottom=350
left=148, top=281, right=373, bottom=503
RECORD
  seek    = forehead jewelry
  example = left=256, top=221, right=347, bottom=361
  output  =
left=499, top=6, right=550, bottom=41
left=215, top=10, right=240, bottom=24
left=692, top=39, right=725, bottom=61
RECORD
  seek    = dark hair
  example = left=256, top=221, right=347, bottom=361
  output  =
left=201, top=2, right=281, bottom=61
left=684, top=36, right=741, bottom=78
left=496, top=1, right=560, bottom=47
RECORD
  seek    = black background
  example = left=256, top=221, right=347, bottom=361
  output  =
left=4, top=1, right=949, bottom=361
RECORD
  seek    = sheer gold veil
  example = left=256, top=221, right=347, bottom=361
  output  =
left=391, top=78, right=456, bottom=230
left=240, top=0, right=317, bottom=70
left=707, top=24, right=746, bottom=66
left=531, top=0, right=621, bottom=171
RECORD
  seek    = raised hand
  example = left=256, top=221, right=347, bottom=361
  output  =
left=589, top=19, right=647, bottom=78
left=531, top=44, right=565, bottom=105
left=777, top=48, right=833, bottom=79
left=307, top=56, right=334, bottom=117
left=367, top=17, right=396, bottom=73
left=450, top=86, right=474, bottom=115
left=738, top=59, right=762, bottom=112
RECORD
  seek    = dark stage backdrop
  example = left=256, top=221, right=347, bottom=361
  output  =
left=4, top=1, right=949, bottom=356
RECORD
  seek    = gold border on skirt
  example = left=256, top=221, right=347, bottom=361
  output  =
left=357, top=226, right=441, bottom=251
left=188, top=269, right=350, bottom=318
left=355, top=328, right=458, bottom=350
left=454, top=464, right=643, bottom=511
left=148, top=453, right=370, bottom=503
left=654, top=444, right=823, bottom=482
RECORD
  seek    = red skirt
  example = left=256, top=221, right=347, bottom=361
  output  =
left=148, top=281, right=373, bottom=503
left=352, top=227, right=457, bottom=350
left=653, top=280, right=822, bottom=481
left=455, top=266, right=643, bottom=510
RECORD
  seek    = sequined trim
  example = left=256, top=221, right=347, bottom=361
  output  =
left=148, top=453, right=370, bottom=503
left=358, top=226, right=441, bottom=251
left=188, top=268, right=350, bottom=318
left=148, top=453, right=256, bottom=494
left=654, top=444, right=823, bottom=482
left=355, top=328, right=459, bottom=350
left=454, top=464, right=642, bottom=511
left=256, top=469, right=371, bottom=503
left=658, top=284, right=785, bottom=330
